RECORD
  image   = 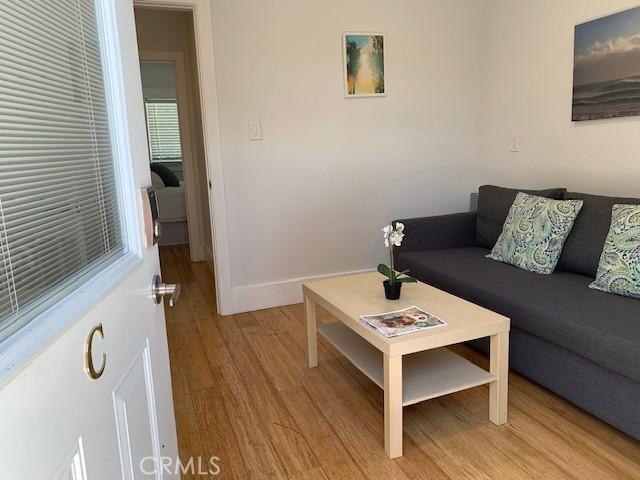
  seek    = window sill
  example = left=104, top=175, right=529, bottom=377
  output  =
left=0, top=252, right=142, bottom=387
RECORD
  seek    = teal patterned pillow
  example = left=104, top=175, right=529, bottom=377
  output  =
left=589, top=205, right=640, bottom=299
left=487, top=192, right=584, bottom=274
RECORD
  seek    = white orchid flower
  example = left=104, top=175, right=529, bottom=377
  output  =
left=392, top=222, right=405, bottom=246
left=382, top=225, right=392, bottom=248
left=389, top=231, right=404, bottom=247
left=382, top=223, right=405, bottom=248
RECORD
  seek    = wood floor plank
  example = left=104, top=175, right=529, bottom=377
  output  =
left=252, top=308, right=289, bottom=336
left=299, top=364, right=411, bottom=479
left=279, top=386, right=367, bottom=480
left=228, top=326, right=319, bottom=477
left=190, top=299, right=290, bottom=477
left=169, top=357, right=200, bottom=438
left=175, top=431, right=211, bottom=480
left=159, top=246, right=640, bottom=480
left=288, top=467, right=328, bottom=480
left=244, top=331, right=304, bottom=392
left=512, top=379, right=640, bottom=466
left=207, top=340, right=288, bottom=479
left=192, top=385, right=250, bottom=479
left=409, top=395, right=571, bottom=479
left=217, top=369, right=289, bottom=480
left=506, top=397, right=638, bottom=479
left=233, top=310, right=261, bottom=332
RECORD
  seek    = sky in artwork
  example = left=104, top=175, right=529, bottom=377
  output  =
left=574, top=6, right=640, bottom=85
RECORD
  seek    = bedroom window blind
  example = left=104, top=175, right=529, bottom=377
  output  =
left=145, top=101, right=183, bottom=162
left=0, top=0, right=125, bottom=342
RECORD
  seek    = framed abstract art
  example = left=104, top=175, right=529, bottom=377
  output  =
left=343, top=33, right=386, bottom=97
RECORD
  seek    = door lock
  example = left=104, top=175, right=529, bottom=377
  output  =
left=151, top=275, right=181, bottom=307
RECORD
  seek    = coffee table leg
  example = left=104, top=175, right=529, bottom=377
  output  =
left=489, top=332, right=509, bottom=425
left=304, top=294, right=318, bottom=368
left=384, top=354, right=403, bottom=458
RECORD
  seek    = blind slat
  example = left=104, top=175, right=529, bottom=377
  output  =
left=0, top=0, right=125, bottom=342
left=145, top=102, right=182, bottom=162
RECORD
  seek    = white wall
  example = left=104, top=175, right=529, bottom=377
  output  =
left=210, top=0, right=488, bottom=311
left=140, top=62, right=177, bottom=100
left=482, top=0, right=640, bottom=197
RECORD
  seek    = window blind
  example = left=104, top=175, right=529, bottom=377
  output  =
left=145, top=101, right=182, bottom=162
left=0, top=0, right=125, bottom=342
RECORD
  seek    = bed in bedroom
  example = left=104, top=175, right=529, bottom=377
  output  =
left=150, top=163, right=189, bottom=246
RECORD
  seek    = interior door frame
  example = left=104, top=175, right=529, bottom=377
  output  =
left=134, top=0, right=232, bottom=314
left=140, top=51, right=208, bottom=262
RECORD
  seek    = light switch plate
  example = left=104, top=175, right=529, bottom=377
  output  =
left=510, top=133, right=520, bottom=152
left=249, top=120, right=263, bottom=141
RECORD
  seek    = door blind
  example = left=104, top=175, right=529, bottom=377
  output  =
left=145, top=101, right=182, bottom=162
left=0, top=0, right=125, bottom=342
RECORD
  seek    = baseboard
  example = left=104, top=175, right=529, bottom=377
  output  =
left=230, top=268, right=375, bottom=314
left=159, top=240, right=189, bottom=247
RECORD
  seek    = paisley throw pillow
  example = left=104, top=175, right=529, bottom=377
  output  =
left=589, top=205, right=640, bottom=299
left=487, top=192, right=584, bottom=274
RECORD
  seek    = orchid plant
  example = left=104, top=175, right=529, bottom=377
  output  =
left=378, top=222, right=417, bottom=285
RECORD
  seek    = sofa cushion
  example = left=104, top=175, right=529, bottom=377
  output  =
left=558, top=192, right=640, bottom=277
left=487, top=193, right=583, bottom=275
left=396, top=247, right=640, bottom=383
left=476, top=185, right=566, bottom=249
left=590, top=204, right=640, bottom=299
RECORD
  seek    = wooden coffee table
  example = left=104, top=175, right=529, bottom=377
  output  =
left=303, top=272, right=510, bottom=458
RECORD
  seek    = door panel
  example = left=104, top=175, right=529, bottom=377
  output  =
left=113, top=342, right=162, bottom=480
left=54, top=439, right=88, bottom=480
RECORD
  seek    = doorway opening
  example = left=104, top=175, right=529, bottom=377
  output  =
left=134, top=7, right=215, bottom=303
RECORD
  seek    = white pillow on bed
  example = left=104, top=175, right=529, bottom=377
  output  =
left=151, top=171, right=165, bottom=190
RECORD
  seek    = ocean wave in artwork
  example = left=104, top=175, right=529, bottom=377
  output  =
left=572, top=75, right=640, bottom=120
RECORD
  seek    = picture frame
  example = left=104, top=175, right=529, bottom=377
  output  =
left=343, top=32, right=387, bottom=98
left=572, top=6, right=640, bottom=121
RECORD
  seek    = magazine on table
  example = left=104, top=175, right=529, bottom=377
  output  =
left=360, top=306, right=447, bottom=338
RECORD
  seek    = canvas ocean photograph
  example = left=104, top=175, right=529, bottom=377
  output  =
left=343, top=33, right=385, bottom=97
left=573, top=6, right=640, bottom=121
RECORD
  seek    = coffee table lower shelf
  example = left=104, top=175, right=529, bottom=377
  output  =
left=318, top=322, right=496, bottom=406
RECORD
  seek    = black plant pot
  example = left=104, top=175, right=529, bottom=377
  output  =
left=383, top=280, right=402, bottom=300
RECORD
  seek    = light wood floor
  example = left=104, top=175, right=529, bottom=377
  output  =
left=159, top=245, right=640, bottom=480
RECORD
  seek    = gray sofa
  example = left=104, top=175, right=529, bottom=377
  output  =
left=394, top=185, right=640, bottom=440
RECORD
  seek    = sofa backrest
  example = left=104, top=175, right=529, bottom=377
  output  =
left=475, top=185, right=567, bottom=248
left=558, top=192, right=640, bottom=277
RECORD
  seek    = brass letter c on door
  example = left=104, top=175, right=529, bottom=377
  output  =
left=84, top=323, right=106, bottom=380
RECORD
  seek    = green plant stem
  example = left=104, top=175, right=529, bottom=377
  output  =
left=389, top=244, right=395, bottom=284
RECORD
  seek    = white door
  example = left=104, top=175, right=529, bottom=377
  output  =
left=0, top=0, right=179, bottom=479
